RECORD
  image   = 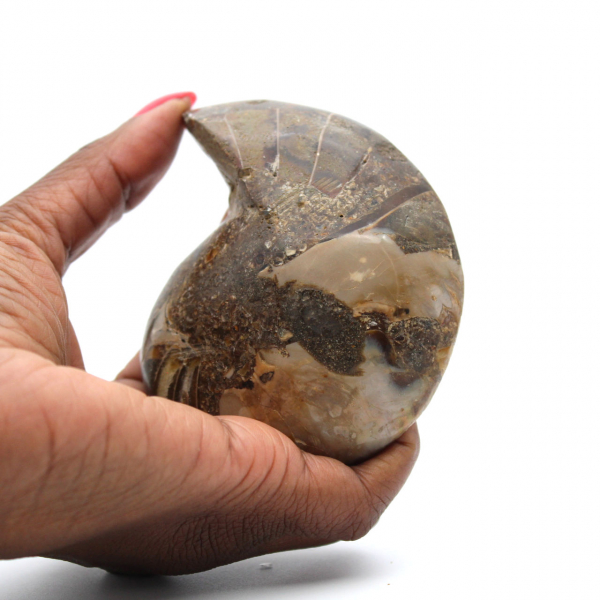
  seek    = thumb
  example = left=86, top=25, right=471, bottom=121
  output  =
left=0, top=92, right=196, bottom=274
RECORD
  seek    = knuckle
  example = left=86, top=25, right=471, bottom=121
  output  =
left=288, top=460, right=385, bottom=544
left=326, top=485, right=389, bottom=542
left=166, top=514, right=224, bottom=572
left=288, top=492, right=374, bottom=543
left=0, top=203, right=46, bottom=243
left=167, top=510, right=280, bottom=573
left=366, top=486, right=393, bottom=516
left=0, top=230, right=57, bottom=275
left=0, top=199, right=65, bottom=270
left=331, top=505, right=379, bottom=542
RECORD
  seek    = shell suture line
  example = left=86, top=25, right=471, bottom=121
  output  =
left=223, top=116, right=244, bottom=169
left=308, top=112, right=334, bottom=187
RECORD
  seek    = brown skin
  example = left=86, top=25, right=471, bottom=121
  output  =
left=0, top=98, right=419, bottom=576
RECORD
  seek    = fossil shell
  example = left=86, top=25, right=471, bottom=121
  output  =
left=142, top=100, right=464, bottom=465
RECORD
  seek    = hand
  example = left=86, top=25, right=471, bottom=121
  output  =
left=0, top=95, right=419, bottom=576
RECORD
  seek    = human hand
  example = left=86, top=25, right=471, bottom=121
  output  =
left=0, top=94, right=419, bottom=576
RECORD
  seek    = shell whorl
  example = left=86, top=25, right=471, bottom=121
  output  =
left=184, top=100, right=429, bottom=212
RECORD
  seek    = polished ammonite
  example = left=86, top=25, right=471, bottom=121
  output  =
left=142, top=100, right=464, bottom=464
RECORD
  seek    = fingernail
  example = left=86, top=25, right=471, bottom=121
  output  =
left=135, top=92, right=197, bottom=116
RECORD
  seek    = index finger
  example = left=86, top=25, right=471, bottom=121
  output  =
left=0, top=93, right=195, bottom=275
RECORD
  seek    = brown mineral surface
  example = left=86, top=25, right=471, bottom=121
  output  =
left=142, top=100, right=464, bottom=464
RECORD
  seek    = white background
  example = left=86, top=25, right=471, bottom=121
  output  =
left=1, top=1, right=599, bottom=598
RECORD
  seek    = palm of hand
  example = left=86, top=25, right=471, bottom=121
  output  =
left=0, top=99, right=418, bottom=575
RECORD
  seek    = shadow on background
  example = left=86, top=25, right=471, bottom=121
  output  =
left=3, top=545, right=401, bottom=600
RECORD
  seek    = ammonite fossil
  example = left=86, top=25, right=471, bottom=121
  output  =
left=142, top=100, right=464, bottom=465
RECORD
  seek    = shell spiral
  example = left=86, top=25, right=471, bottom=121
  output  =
left=142, top=100, right=464, bottom=464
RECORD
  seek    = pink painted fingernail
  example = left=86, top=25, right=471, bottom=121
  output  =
left=135, top=92, right=197, bottom=116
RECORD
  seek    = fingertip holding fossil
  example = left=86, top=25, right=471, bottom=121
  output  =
left=142, top=100, right=464, bottom=465
left=135, top=91, right=197, bottom=116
